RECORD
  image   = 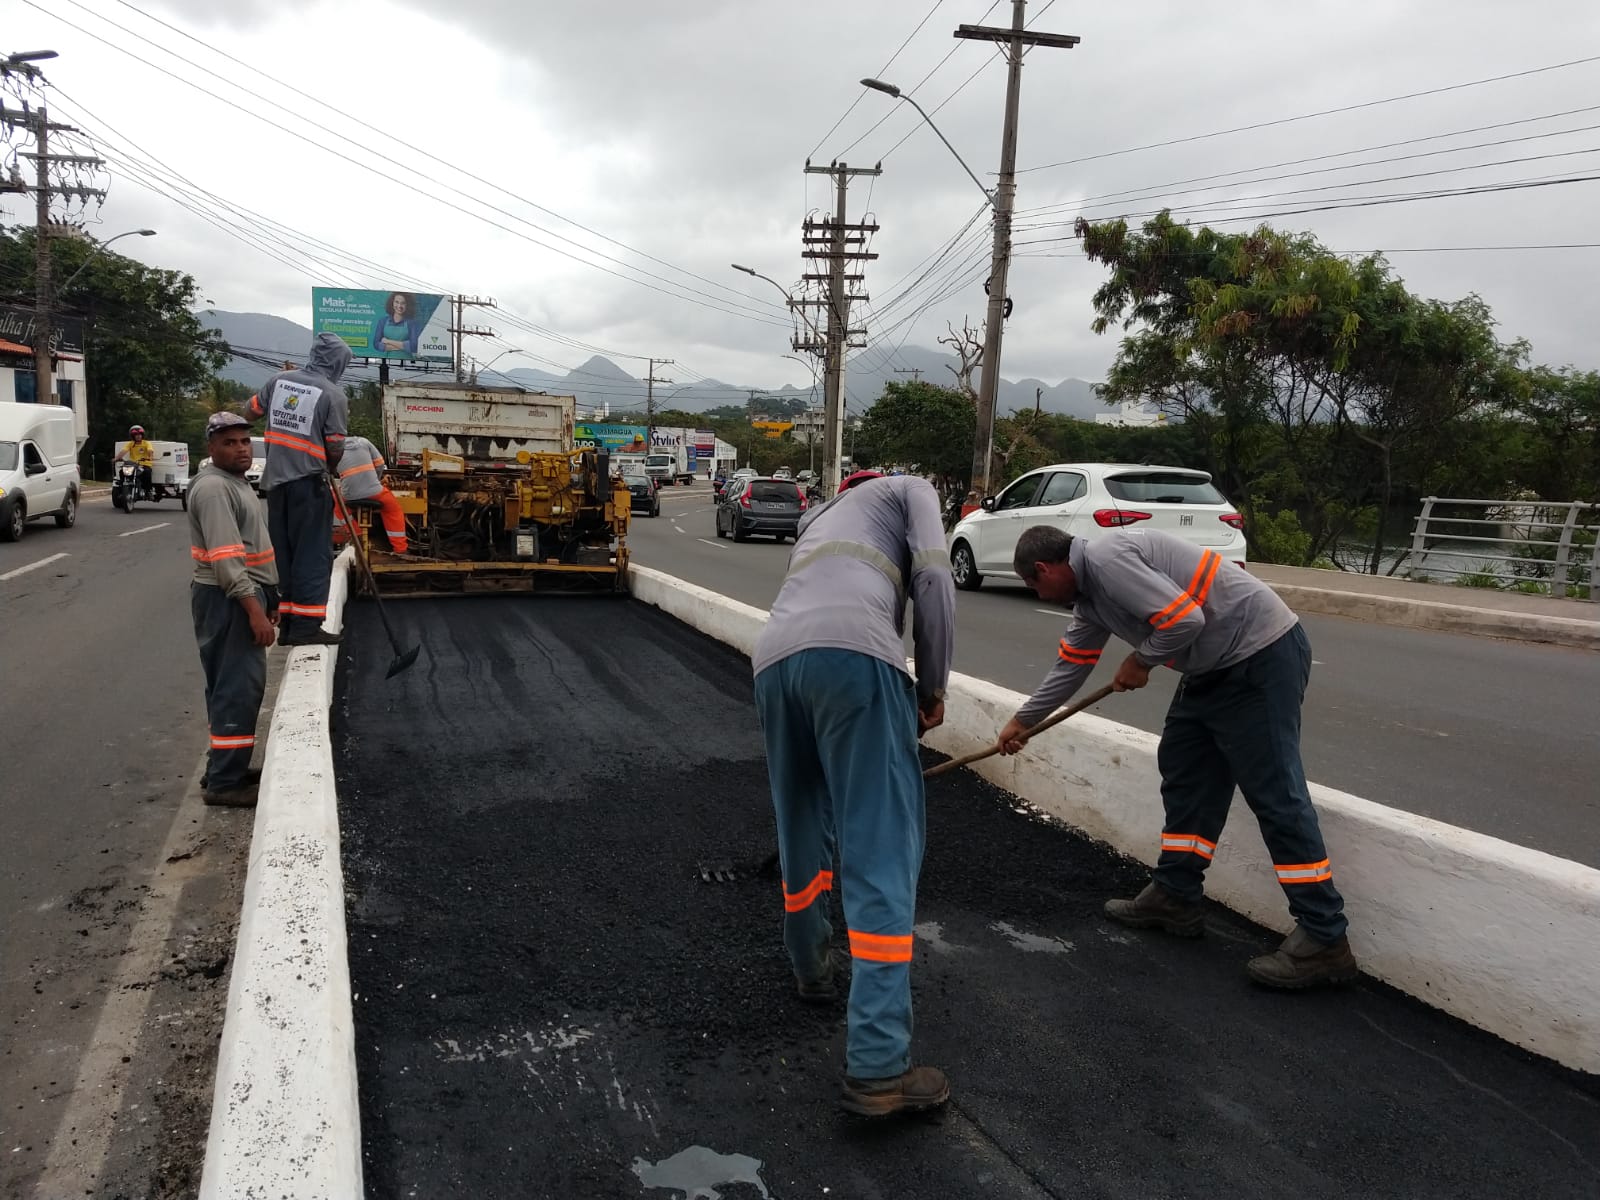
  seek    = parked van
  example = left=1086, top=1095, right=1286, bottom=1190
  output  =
left=0, top=403, right=83, bottom=542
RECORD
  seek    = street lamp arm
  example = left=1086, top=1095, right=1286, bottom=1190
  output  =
left=860, top=79, right=994, bottom=207
left=57, top=228, right=157, bottom=294
left=731, top=263, right=825, bottom=343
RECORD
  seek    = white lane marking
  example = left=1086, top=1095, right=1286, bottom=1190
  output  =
left=1313, top=659, right=1325, bottom=665
left=1033, top=608, right=1061, bottom=616
left=0, top=551, right=68, bottom=581
left=119, top=521, right=171, bottom=538
left=696, top=538, right=728, bottom=550
left=672, top=523, right=686, bottom=534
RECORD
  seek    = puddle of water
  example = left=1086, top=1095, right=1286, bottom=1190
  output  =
left=913, top=920, right=970, bottom=954
left=991, top=921, right=1073, bottom=955
left=632, top=1145, right=771, bottom=1199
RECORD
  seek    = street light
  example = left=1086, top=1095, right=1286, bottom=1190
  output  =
left=1, top=50, right=58, bottom=79
left=470, top=347, right=524, bottom=384
left=860, top=79, right=995, bottom=206
left=57, top=229, right=157, bottom=294
left=730, top=263, right=825, bottom=342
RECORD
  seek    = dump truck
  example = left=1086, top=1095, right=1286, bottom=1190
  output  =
left=346, top=381, right=632, bottom=594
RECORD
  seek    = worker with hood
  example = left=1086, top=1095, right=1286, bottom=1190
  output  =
left=751, top=470, right=956, bottom=1119
left=245, top=332, right=351, bottom=646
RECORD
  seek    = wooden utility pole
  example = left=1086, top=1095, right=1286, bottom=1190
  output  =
left=893, top=367, right=923, bottom=384
left=0, top=97, right=106, bottom=405
left=798, top=160, right=880, bottom=495
left=450, top=295, right=496, bottom=383
left=957, top=1, right=1078, bottom=496
left=645, top=357, right=675, bottom=440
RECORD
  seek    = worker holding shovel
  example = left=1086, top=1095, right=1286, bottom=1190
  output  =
left=752, top=470, right=955, bottom=1118
left=999, top=525, right=1359, bottom=990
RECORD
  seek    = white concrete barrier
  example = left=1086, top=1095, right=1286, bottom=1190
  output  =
left=629, top=565, right=1600, bottom=1075
left=201, top=547, right=363, bottom=1200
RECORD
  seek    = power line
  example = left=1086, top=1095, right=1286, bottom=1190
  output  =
left=1018, top=52, right=1600, bottom=174
left=27, top=0, right=792, bottom=330
left=807, top=0, right=945, bottom=159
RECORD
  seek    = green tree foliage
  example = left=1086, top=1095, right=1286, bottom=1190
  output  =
left=1074, top=212, right=1541, bottom=569
left=851, top=380, right=975, bottom=489
left=0, top=226, right=228, bottom=470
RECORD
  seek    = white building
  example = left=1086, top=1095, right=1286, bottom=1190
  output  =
left=1094, top=400, right=1165, bottom=428
left=0, top=304, right=89, bottom=445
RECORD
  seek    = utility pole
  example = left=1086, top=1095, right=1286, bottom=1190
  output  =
left=645, top=357, right=675, bottom=442
left=957, top=1, right=1078, bottom=496
left=450, top=295, right=496, bottom=383
left=1, top=94, right=106, bottom=405
left=798, top=160, right=880, bottom=496
left=893, top=367, right=923, bottom=385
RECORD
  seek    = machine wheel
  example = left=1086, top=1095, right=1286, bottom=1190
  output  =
left=1, top=498, right=23, bottom=542
left=951, top=540, right=982, bottom=591
left=54, top=490, right=78, bottom=529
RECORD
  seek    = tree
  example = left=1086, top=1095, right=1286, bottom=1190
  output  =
left=852, top=380, right=974, bottom=490
left=0, top=225, right=228, bottom=469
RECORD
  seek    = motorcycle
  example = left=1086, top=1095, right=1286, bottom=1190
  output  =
left=112, top=459, right=148, bottom=512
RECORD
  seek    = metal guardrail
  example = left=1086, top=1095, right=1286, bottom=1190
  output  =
left=1407, top=497, right=1599, bottom=602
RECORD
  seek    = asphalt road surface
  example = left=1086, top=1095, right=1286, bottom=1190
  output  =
left=334, top=596, right=1600, bottom=1200
left=0, top=495, right=259, bottom=1198
left=632, top=484, right=1600, bottom=867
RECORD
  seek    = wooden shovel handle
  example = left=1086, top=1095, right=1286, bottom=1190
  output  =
left=922, top=683, right=1116, bottom=779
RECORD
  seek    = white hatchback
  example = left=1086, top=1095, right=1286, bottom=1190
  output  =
left=947, top=462, right=1246, bottom=590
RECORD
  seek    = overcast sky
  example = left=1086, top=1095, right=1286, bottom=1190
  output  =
left=5, top=0, right=1598, bottom=392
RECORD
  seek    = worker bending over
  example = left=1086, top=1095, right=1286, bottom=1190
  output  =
left=999, top=525, right=1358, bottom=989
left=336, top=434, right=407, bottom=554
left=188, top=412, right=278, bottom=808
left=245, top=332, right=350, bottom=646
left=752, top=470, right=956, bottom=1118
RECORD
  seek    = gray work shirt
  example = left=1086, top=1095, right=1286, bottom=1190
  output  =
left=246, top=332, right=352, bottom=491
left=752, top=475, right=956, bottom=704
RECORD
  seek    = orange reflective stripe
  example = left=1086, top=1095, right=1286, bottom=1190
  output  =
left=848, top=930, right=914, bottom=963
left=339, top=461, right=378, bottom=478
left=247, top=394, right=263, bottom=417
left=245, top=549, right=276, bottom=565
left=1161, top=833, right=1217, bottom=861
left=191, top=543, right=246, bottom=562
left=1190, top=550, right=1223, bottom=607
left=210, top=734, right=255, bottom=749
left=1151, top=550, right=1220, bottom=630
left=264, top=430, right=327, bottom=459
left=1058, top=639, right=1102, bottom=665
left=1274, top=859, right=1333, bottom=884
left=782, top=869, right=834, bottom=913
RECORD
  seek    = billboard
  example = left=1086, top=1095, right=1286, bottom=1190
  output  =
left=312, top=288, right=452, bottom=362
left=574, top=422, right=649, bottom=454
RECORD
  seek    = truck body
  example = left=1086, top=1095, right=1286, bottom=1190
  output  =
left=645, top=426, right=711, bottom=485
left=354, top=382, right=629, bottom=594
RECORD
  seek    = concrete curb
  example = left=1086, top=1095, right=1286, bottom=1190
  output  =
left=200, top=547, right=362, bottom=1200
left=629, top=565, right=1600, bottom=1075
left=1265, top=581, right=1600, bottom=651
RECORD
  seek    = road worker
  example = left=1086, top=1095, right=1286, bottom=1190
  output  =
left=998, top=525, right=1358, bottom=989
left=244, top=333, right=350, bottom=645
left=335, top=434, right=408, bottom=554
left=751, top=469, right=956, bottom=1117
left=188, top=412, right=278, bottom=808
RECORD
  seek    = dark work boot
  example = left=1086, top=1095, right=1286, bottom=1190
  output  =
left=280, top=628, right=343, bottom=647
left=1246, top=925, right=1359, bottom=989
left=201, top=766, right=260, bottom=792
left=1104, top=882, right=1205, bottom=937
left=839, top=1066, right=950, bottom=1118
left=204, top=781, right=259, bottom=808
left=795, top=950, right=840, bottom=1005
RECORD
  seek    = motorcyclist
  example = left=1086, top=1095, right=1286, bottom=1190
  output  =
left=114, top=425, right=155, bottom=496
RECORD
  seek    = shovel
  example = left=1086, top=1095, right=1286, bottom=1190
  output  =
left=331, top=483, right=421, bottom=678
left=921, top=683, right=1115, bottom=779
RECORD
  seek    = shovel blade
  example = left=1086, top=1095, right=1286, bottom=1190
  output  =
left=386, top=645, right=422, bottom=679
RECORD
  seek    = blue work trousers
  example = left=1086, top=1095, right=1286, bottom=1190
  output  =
left=754, top=648, right=925, bottom=1080
left=267, top=473, right=333, bottom=639
left=191, top=582, right=270, bottom=791
left=1154, top=623, right=1348, bottom=943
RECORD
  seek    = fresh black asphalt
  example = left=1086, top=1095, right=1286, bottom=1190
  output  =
left=333, top=596, right=1600, bottom=1200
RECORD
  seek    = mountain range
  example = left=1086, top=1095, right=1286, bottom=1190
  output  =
left=197, top=309, right=1108, bottom=420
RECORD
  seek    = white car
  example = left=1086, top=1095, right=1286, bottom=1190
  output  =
left=947, top=463, right=1246, bottom=590
left=198, top=437, right=266, bottom=492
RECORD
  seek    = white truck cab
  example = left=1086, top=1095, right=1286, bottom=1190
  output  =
left=0, top=403, right=82, bottom=541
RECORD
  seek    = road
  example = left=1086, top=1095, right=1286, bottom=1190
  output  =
left=631, top=484, right=1600, bottom=867
left=0, top=496, right=257, bottom=1198
left=333, top=596, right=1600, bottom=1199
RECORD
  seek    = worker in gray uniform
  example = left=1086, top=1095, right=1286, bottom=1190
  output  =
left=245, top=332, right=350, bottom=645
left=189, top=412, right=279, bottom=808
left=752, top=470, right=956, bottom=1118
left=999, top=525, right=1358, bottom=989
